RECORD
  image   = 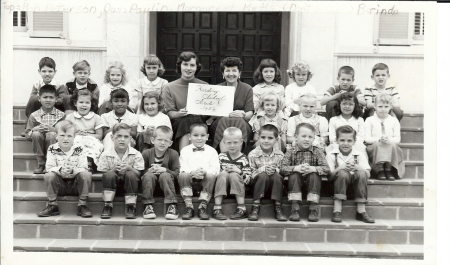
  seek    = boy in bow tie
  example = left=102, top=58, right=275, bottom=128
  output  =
left=178, top=123, right=220, bottom=220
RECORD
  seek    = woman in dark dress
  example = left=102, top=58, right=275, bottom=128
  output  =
left=209, top=57, right=254, bottom=152
left=161, top=52, right=207, bottom=151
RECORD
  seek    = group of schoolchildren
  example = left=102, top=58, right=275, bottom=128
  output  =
left=23, top=54, right=404, bottom=225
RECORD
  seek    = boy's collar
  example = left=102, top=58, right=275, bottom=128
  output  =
left=299, top=113, right=316, bottom=119
left=39, top=107, right=57, bottom=115
left=39, top=79, right=57, bottom=87
left=293, top=145, right=314, bottom=152
left=255, top=146, right=283, bottom=156
left=73, top=111, right=95, bottom=119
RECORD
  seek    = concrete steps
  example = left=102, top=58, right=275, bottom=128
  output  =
left=13, top=238, right=424, bottom=258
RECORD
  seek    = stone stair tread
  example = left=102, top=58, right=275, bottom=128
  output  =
left=400, top=127, right=424, bottom=131
left=12, top=191, right=424, bottom=206
left=12, top=238, right=424, bottom=257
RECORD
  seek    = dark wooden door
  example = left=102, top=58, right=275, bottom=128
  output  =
left=157, top=12, right=281, bottom=86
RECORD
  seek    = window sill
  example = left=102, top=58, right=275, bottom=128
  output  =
left=13, top=35, right=106, bottom=51
left=334, top=45, right=424, bottom=58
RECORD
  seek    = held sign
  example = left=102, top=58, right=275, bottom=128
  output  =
left=186, top=83, right=234, bottom=116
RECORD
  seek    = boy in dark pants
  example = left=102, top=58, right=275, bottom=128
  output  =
left=281, top=123, right=330, bottom=222
left=97, top=123, right=145, bottom=219
left=141, top=126, right=180, bottom=220
left=25, top=85, right=65, bottom=173
left=327, top=125, right=375, bottom=223
left=247, top=124, right=286, bottom=222
left=37, top=120, right=93, bottom=218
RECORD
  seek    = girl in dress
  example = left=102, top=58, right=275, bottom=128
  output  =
left=365, top=94, right=404, bottom=180
left=285, top=61, right=316, bottom=117
left=136, top=91, right=172, bottom=152
left=65, top=89, right=105, bottom=171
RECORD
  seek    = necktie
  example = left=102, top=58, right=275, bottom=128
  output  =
left=381, top=121, right=385, bottom=135
left=193, top=147, right=205, bottom=152
left=116, top=118, right=122, bottom=123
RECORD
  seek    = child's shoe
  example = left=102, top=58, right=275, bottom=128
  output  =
left=377, top=171, right=386, bottom=180
left=213, top=209, right=227, bottom=220
left=331, top=211, right=342, bottom=223
left=230, top=208, right=248, bottom=220
left=165, top=204, right=179, bottom=220
left=308, top=209, right=319, bottom=222
left=275, top=205, right=288, bottom=222
left=385, top=170, right=396, bottom=181
left=77, top=205, right=93, bottom=218
left=37, top=205, right=60, bottom=217
left=126, top=204, right=137, bottom=219
left=34, top=164, right=46, bottom=174
left=248, top=205, right=260, bottom=221
left=143, top=204, right=156, bottom=219
left=198, top=206, right=210, bottom=220
left=182, top=207, right=194, bottom=220
left=289, top=209, right=300, bottom=222
left=101, top=205, right=113, bottom=219
left=356, top=212, right=375, bottom=223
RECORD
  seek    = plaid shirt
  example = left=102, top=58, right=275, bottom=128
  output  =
left=247, top=146, right=285, bottom=178
left=97, top=146, right=145, bottom=173
left=280, top=145, right=330, bottom=176
left=26, top=107, right=65, bottom=133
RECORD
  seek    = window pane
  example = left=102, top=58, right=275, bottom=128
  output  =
left=20, top=11, right=27, bottom=26
left=13, top=11, right=18, bottom=26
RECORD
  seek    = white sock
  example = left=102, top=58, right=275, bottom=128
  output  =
left=333, top=199, right=342, bottom=213
left=357, top=202, right=366, bottom=213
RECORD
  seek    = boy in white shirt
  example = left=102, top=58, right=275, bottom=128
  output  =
left=178, top=123, right=220, bottom=220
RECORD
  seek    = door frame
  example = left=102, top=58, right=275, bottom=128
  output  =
left=147, top=12, right=291, bottom=87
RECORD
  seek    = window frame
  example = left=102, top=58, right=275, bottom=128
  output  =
left=373, top=12, right=424, bottom=47
left=19, top=11, right=68, bottom=39
left=13, top=11, right=28, bottom=32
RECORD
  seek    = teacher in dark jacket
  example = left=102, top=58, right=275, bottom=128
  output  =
left=161, top=52, right=207, bottom=151
left=209, top=57, right=254, bottom=152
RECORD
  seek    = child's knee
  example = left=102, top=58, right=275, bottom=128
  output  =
left=354, top=170, right=369, bottom=179
left=178, top=172, right=191, bottom=181
left=142, top=171, right=157, bottom=182
left=204, top=172, right=217, bottom=181
left=45, top=132, right=57, bottom=139
left=31, top=131, right=44, bottom=140
left=44, top=172, right=57, bottom=183
left=102, top=171, right=117, bottom=181
left=336, top=170, right=351, bottom=179
left=124, top=171, right=140, bottom=181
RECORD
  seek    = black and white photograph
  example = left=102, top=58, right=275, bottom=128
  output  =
left=1, top=0, right=439, bottom=264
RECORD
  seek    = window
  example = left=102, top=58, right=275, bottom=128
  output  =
left=13, top=11, right=67, bottom=38
left=13, top=11, right=27, bottom=32
left=373, top=12, right=424, bottom=46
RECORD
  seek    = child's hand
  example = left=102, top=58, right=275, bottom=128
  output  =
left=345, top=161, right=355, bottom=172
left=77, top=129, right=87, bottom=136
left=152, top=165, right=167, bottom=174
left=145, top=125, right=155, bottom=132
left=243, top=176, right=251, bottom=185
left=228, top=165, right=241, bottom=174
left=266, top=165, right=276, bottom=175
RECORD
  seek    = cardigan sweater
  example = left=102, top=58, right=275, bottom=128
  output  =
left=141, top=148, right=180, bottom=177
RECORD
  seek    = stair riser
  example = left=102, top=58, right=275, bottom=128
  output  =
left=14, top=123, right=26, bottom=136
left=13, top=200, right=423, bottom=220
left=13, top=108, right=26, bottom=122
left=13, top=223, right=423, bottom=244
left=400, top=116, right=423, bottom=128
left=401, top=131, right=424, bottom=143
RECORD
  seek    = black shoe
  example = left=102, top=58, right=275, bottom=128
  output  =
left=34, top=164, right=46, bottom=174
left=356, top=212, right=375, bottom=223
left=182, top=207, right=194, bottom=220
left=289, top=209, right=300, bottom=222
left=385, top=171, right=396, bottom=181
left=101, top=205, right=113, bottom=219
left=21, top=131, right=27, bottom=137
left=37, top=205, right=60, bottom=217
left=248, top=205, right=260, bottom=221
left=275, top=205, right=288, bottom=222
left=198, top=206, right=209, bottom=220
left=377, top=171, right=386, bottom=180
left=308, top=209, right=319, bottom=222
left=126, top=204, right=137, bottom=219
left=165, top=204, right=179, bottom=220
left=77, top=205, right=93, bottom=218
left=331, top=211, right=342, bottom=223
left=230, top=208, right=248, bottom=220
left=213, top=209, right=227, bottom=220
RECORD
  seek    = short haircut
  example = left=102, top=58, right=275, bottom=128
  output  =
left=140, top=54, right=165, bottom=76
left=153, top=125, right=173, bottom=138
left=296, top=92, right=317, bottom=106
left=253, top=59, right=281, bottom=84
left=140, top=91, right=164, bottom=113
left=110, top=88, right=130, bottom=103
left=338, top=66, right=355, bottom=78
left=55, top=120, right=76, bottom=134
left=372, top=63, right=389, bottom=75
left=70, top=89, right=98, bottom=113
left=72, top=60, right=91, bottom=72
left=220, top=57, right=243, bottom=73
left=335, top=125, right=356, bottom=140
left=260, top=124, right=279, bottom=138
left=374, top=93, right=393, bottom=105
left=104, top=61, right=127, bottom=85
left=176, top=51, right=202, bottom=77
left=260, top=92, right=282, bottom=112
left=112, top=123, right=132, bottom=135
left=38, top=57, right=56, bottom=70
left=39, top=84, right=57, bottom=96
left=287, top=61, right=313, bottom=82
left=336, top=92, right=363, bottom=119
left=189, top=123, right=208, bottom=133
left=223, top=127, right=243, bottom=138
left=295, top=123, right=316, bottom=135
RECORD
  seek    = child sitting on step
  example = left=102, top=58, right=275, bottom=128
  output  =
left=281, top=123, right=330, bottom=222
left=37, top=120, right=93, bottom=218
left=141, top=126, right=180, bottom=220
left=97, top=123, right=145, bottom=219
left=25, top=85, right=66, bottom=174
left=365, top=94, right=405, bottom=180
left=326, top=125, right=374, bottom=223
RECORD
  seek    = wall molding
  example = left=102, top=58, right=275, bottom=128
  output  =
left=334, top=53, right=424, bottom=59
left=13, top=45, right=107, bottom=51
